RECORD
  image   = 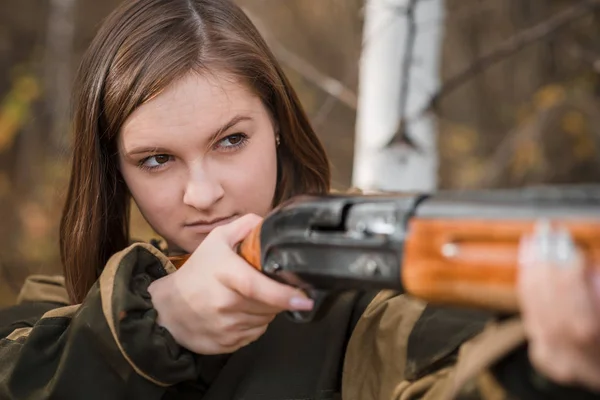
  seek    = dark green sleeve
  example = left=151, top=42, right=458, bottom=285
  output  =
left=0, top=243, right=220, bottom=399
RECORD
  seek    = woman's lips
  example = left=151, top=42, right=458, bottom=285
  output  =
left=183, top=215, right=238, bottom=234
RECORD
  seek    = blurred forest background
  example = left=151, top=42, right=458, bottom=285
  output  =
left=1, top=0, right=600, bottom=307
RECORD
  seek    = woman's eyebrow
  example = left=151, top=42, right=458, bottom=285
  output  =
left=123, top=115, right=254, bottom=157
left=206, top=115, right=253, bottom=145
left=124, top=146, right=170, bottom=157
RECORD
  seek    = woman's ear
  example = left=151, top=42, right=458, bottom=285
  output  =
left=271, top=116, right=280, bottom=145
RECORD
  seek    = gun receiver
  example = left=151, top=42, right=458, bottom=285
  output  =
left=168, top=185, right=600, bottom=322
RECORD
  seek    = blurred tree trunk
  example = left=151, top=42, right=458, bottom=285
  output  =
left=0, top=0, right=50, bottom=304
left=45, top=0, right=77, bottom=151
left=0, top=0, right=123, bottom=307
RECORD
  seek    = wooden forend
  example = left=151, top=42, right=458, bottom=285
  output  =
left=402, top=218, right=600, bottom=313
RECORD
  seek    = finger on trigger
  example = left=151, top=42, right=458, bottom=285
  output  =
left=225, top=263, right=314, bottom=311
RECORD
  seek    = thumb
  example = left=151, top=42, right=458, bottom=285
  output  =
left=212, top=213, right=263, bottom=248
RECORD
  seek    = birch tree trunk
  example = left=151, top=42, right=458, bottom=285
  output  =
left=352, top=0, right=444, bottom=192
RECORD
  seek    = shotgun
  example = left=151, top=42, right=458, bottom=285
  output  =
left=168, top=185, right=600, bottom=322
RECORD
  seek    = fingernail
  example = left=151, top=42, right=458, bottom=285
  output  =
left=518, top=236, right=533, bottom=267
left=532, top=219, right=553, bottom=262
left=289, top=296, right=314, bottom=310
left=553, top=229, right=577, bottom=264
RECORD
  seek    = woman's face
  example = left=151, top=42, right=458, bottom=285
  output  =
left=118, top=72, right=278, bottom=253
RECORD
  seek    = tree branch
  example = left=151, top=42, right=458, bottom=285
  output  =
left=421, top=0, right=600, bottom=117
left=241, top=6, right=358, bottom=110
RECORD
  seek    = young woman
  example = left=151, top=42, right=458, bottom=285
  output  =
left=0, top=0, right=598, bottom=399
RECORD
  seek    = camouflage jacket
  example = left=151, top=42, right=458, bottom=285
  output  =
left=0, top=242, right=595, bottom=399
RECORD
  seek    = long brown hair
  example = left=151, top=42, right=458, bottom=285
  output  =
left=60, top=0, right=331, bottom=304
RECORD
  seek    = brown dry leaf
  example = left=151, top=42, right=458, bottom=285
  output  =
left=533, top=84, right=565, bottom=111
left=572, top=133, right=596, bottom=160
left=510, top=138, right=543, bottom=176
left=14, top=75, right=40, bottom=101
left=0, top=102, right=23, bottom=150
left=0, top=74, right=41, bottom=152
left=456, top=157, right=485, bottom=188
left=561, top=111, right=586, bottom=137
left=445, top=124, right=478, bottom=155
left=560, top=111, right=596, bottom=160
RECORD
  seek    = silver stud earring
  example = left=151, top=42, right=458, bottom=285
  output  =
left=276, top=136, right=281, bottom=146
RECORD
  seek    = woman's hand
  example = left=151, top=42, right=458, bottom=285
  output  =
left=148, top=213, right=314, bottom=355
left=517, top=220, right=600, bottom=391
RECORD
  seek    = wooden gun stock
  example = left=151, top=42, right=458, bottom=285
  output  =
left=168, top=222, right=263, bottom=270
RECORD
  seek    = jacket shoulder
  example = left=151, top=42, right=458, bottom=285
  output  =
left=0, top=274, right=70, bottom=336
left=342, top=291, right=500, bottom=400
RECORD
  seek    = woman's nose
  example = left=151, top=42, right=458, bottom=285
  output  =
left=182, top=166, right=225, bottom=210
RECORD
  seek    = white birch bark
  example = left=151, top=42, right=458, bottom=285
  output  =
left=352, top=0, right=444, bottom=192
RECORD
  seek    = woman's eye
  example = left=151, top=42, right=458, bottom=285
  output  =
left=140, top=154, right=172, bottom=170
left=216, top=133, right=248, bottom=150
